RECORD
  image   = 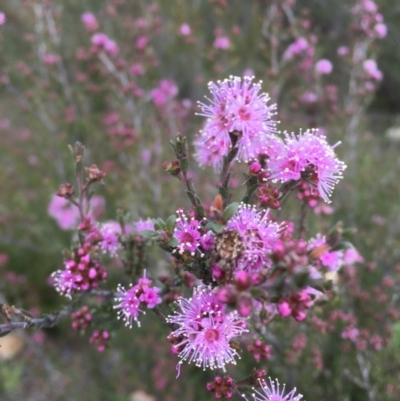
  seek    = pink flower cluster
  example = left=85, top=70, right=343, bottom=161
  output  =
left=91, top=33, right=119, bottom=56
left=71, top=306, right=92, bottom=330
left=277, top=289, right=313, bottom=322
left=243, top=378, right=302, bottom=401
left=223, top=203, right=282, bottom=273
left=195, top=76, right=278, bottom=169
left=167, top=286, right=248, bottom=371
left=173, top=209, right=214, bottom=256
left=151, top=79, right=178, bottom=107
left=51, top=243, right=107, bottom=298
left=48, top=195, right=105, bottom=230
left=267, top=129, right=346, bottom=203
left=114, top=271, right=162, bottom=327
left=89, top=330, right=110, bottom=352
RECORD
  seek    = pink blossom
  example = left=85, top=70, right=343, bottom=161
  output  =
left=223, top=203, right=282, bottom=273
left=315, top=59, right=333, bottom=75
left=362, top=0, right=377, bottom=13
left=99, top=221, right=122, bottom=255
left=114, top=271, right=162, bottom=327
left=180, top=23, right=191, bottom=36
left=81, top=12, right=98, bottom=32
left=374, top=23, right=387, bottom=38
left=0, top=12, right=6, bottom=25
left=104, top=39, right=119, bottom=56
left=343, top=247, right=364, bottom=265
left=243, top=378, right=302, bottom=401
left=300, top=91, right=318, bottom=103
left=195, top=76, right=278, bottom=167
left=337, top=46, right=349, bottom=56
left=48, top=196, right=80, bottom=230
left=151, top=79, right=178, bottom=107
left=129, top=63, right=144, bottom=75
left=308, top=234, right=343, bottom=272
left=267, top=129, right=346, bottom=203
left=213, top=36, right=231, bottom=50
left=135, top=35, right=149, bottom=50
left=167, top=286, right=247, bottom=371
left=363, top=59, right=383, bottom=81
left=42, top=54, right=60, bottom=65
left=283, top=37, right=309, bottom=61
left=91, top=33, right=109, bottom=46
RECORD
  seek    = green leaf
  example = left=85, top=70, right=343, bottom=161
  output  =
left=154, top=218, right=166, bottom=230
left=223, top=202, right=239, bottom=222
left=167, top=237, right=178, bottom=247
left=138, top=230, right=155, bottom=239
left=210, top=223, right=224, bottom=234
left=166, top=214, right=176, bottom=233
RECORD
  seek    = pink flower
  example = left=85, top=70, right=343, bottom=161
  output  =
left=167, top=286, right=247, bottom=371
left=133, top=218, right=155, bottom=234
left=99, top=221, right=122, bottom=255
left=374, top=23, right=387, bottom=38
left=180, top=23, right=191, bottom=36
left=151, top=79, right=178, bottom=107
left=173, top=209, right=213, bottom=256
left=362, top=0, right=377, bottom=13
left=91, top=33, right=109, bottom=46
left=267, top=129, right=346, bottom=203
left=42, top=54, right=60, bottom=65
left=114, top=271, right=162, bottom=327
left=223, top=203, right=282, bottom=273
left=283, top=37, right=309, bottom=61
left=0, top=12, right=6, bottom=25
left=315, top=59, right=333, bottom=75
left=343, top=247, right=364, bottom=265
left=363, top=59, right=383, bottom=81
left=48, top=196, right=80, bottom=230
left=213, top=36, right=231, bottom=50
left=308, top=234, right=343, bottom=272
left=135, top=35, right=149, bottom=50
left=243, top=378, right=303, bottom=401
left=195, top=76, right=278, bottom=167
left=81, top=12, right=98, bottom=32
left=104, top=39, right=119, bottom=56
left=337, top=46, right=349, bottom=56
left=129, top=63, right=144, bottom=76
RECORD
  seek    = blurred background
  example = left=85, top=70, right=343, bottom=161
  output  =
left=0, top=0, right=400, bottom=400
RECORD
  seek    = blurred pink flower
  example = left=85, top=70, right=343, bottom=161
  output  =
left=48, top=195, right=105, bottom=230
left=213, top=36, right=230, bottom=50
left=0, top=253, right=9, bottom=267
left=283, top=37, right=309, bottom=60
left=315, top=59, right=333, bottom=75
left=300, top=91, right=318, bottom=103
left=374, top=23, right=387, bottom=38
left=81, top=12, right=98, bottom=32
left=363, top=59, right=383, bottom=81
left=150, top=79, right=178, bottom=107
left=0, top=12, right=6, bottom=25
left=362, top=0, right=377, bottom=13
left=180, top=23, right=191, bottom=36
left=104, top=39, right=119, bottom=56
left=337, top=46, right=349, bottom=56
left=135, top=35, right=149, bottom=50
left=92, top=33, right=109, bottom=46
left=48, top=196, right=80, bottom=230
left=129, top=63, right=144, bottom=75
left=42, top=54, right=60, bottom=65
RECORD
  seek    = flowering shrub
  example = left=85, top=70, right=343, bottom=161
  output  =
left=0, top=1, right=399, bottom=401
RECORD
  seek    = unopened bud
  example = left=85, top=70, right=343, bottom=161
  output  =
left=86, top=164, right=106, bottom=181
left=162, top=160, right=181, bottom=175
left=56, top=183, right=75, bottom=197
